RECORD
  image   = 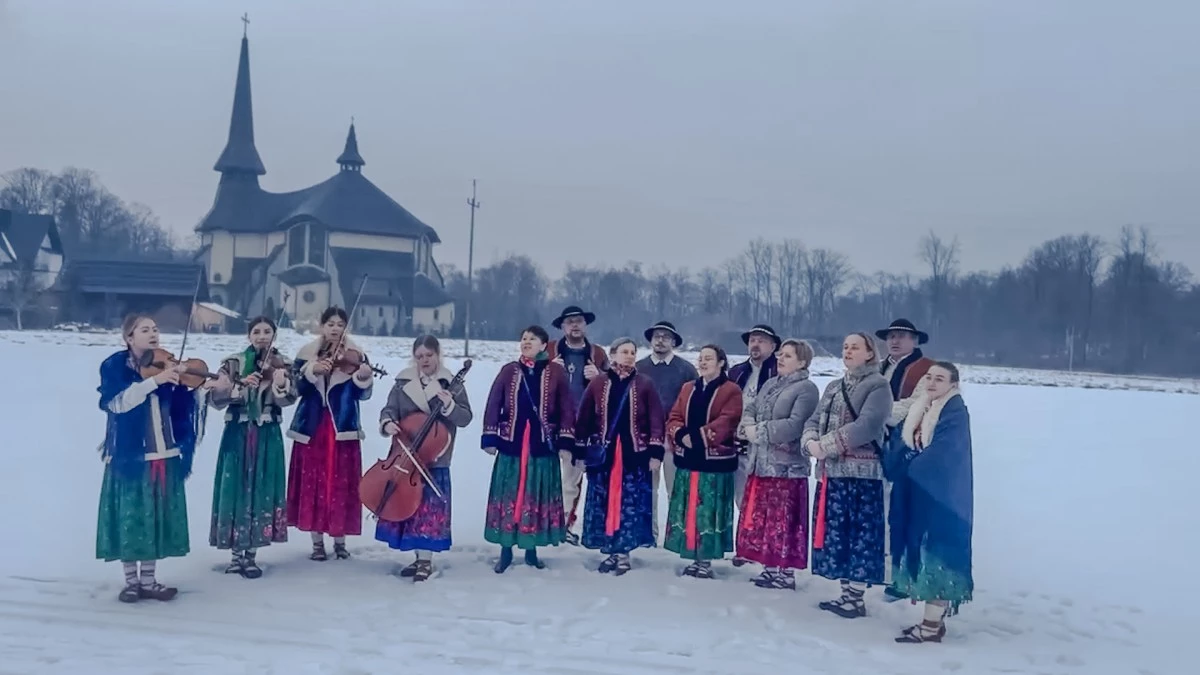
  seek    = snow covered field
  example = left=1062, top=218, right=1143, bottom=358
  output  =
left=0, top=329, right=1194, bottom=675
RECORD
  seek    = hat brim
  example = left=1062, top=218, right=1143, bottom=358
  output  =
left=644, top=325, right=683, bottom=347
left=741, top=330, right=782, bottom=346
left=876, top=327, right=929, bottom=345
left=552, top=311, right=595, bottom=329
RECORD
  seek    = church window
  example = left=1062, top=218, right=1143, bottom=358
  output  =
left=433, top=309, right=440, bottom=321
left=287, top=221, right=328, bottom=269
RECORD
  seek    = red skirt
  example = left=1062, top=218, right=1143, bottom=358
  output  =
left=286, top=411, right=363, bottom=537
left=736, top=475, right=809, bottom=570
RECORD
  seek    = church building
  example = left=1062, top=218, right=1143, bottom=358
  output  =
left=195, top=31, right=454, bottom=334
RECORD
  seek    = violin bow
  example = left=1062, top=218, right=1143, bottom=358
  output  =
left=321, top=274, right=370, bottom=437
left=178, top=268, right=204, bottom=360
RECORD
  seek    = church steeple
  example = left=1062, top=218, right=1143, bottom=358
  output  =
left=337, top=120, right=365, bottom=172
left=213, top=20, right=266, bottom=179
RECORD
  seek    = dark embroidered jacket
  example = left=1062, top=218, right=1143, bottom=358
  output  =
left=883, top=348, right=935, bottom=401
left=729, top=353, right=778, bottom=393
left=287, top=337, right=374, bottom=443
left=481, top=359, right=575, bottom=457
left=574, top=369, right=666, bottom=467
left=666, top=374, right=743, bottom=473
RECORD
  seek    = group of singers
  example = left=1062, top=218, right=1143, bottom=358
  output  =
left=96, top=304, right=973, bottom=645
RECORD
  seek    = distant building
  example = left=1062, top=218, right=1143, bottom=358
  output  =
left=194, top=32, right=454, bottom=335
left=62, top=256, right=206, bottom=331
left=0, top=209, right=65, bottom=327
left=0, top=208, right=64, bottom=290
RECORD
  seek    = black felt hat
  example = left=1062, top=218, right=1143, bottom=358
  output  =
left=643, top=320, right=683, bottom=347
left=875, top=318, right=929, bottom=345
left=551, top=305, right=596, bottom=329
left=740, top=324, right=782, bottom=347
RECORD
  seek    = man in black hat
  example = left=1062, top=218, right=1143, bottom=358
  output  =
left=876, top=318, right=935, bottom=401
left=876, top=318, right=935, bottom=601
left=636, top=320, right=698, bottom=542
left=546, top=305, right=609, bottom=545
left=726, top=324, right=781, bottom=566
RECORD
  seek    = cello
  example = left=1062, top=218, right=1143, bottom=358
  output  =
left=360, top=360, right=472, bottom=522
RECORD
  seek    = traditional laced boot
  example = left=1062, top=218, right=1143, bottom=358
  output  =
left=895, top=620, right=946, bottom=644
left=731, top=556, right=749, bottom=567
left=564, top=531, right=581, bottom=546
left=412, top=560, right=433, bottom=582
left=598, top=554, right=620, bottom=574
left=139, top=582, right=179, bottom=601
left=755, top=568, right=796, bottom=590
left=749, top=567, right=773, bottom=585
left=818, top=582, right=866, bottom=618
left=225, top=552, right=245, bottom=575
left=333, top=542, right=351, bottom=560
left=240, top=551, right=263, bottom=579
left=310, top=540, right=327, bottom=561
left=524, top=548, right=545, bottom=569
left=612, top=554, right=631, bottom=576
left=494, top=547, right=514, bottom=574
left=118, top=584, right=140, bottom=603
left=398, top=559, right=421, bottom=578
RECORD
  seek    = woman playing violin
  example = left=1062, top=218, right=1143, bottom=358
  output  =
left=286, top=307, right=375, bottom=561
left=207, top=315, right=297, bottom=578
left=374, top=335, right=473, bottom=581
left=97, top=314, right=223, bottom=603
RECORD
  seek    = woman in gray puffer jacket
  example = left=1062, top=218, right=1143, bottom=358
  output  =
left=735, top=339, right=821, bottom=590
left=803, top=331, right=892, bottom=619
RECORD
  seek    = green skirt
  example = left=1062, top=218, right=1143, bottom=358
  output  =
left=663, top=467, right=735, bottom=561
left=483, top=453, right=567, bottom=549
left=891, top=546, right=974, bottom=612
left=96, top=457, right=190, bottom=562
left=209, top=421, right=289, bottom=551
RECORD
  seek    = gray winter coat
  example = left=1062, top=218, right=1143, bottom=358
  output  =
left=801, top=362, right=892, bottom=480
left=739, top=369, right=820, bottom=479
left=379, top=366, right=473, bottom=469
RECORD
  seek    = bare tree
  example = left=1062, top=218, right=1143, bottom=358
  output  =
left=1, top=266, right=44, bottom=330
left=0, top=168, right=56, bottom=213
left=918, top=230, right=961, bottom=334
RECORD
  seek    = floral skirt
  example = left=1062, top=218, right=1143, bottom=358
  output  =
left=210, top=421, right=289, bottom=551
left=663, top=467, right=735, bottom=561
left=581, top=463, right=655, bottom=555
left=484, top=453, right=566, bottom=548
left=286, top=412, right=363, bottom=537
left=96, top=457, right=189, bottom=562
left=736, top=475, right=809, bottom=569
left=374, top=467, right=453, bottom=552
left=812, top=476, right=885, bottom=584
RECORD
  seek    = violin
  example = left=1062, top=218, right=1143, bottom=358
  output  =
left=137, top=348, right=221, bottom=390
left=251, top=346, right=290, bottom=379
left=317, top=341, right=388, bottom=379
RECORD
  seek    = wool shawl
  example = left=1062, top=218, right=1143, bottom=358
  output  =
left=889, top=392, right=973, bottom=587
left=97, top=350, right=202, bottom=479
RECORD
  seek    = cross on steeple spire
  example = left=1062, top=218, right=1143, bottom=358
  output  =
left=241, top=13, right=249, bottom=37
left=213, top=22, right=266, bottom=178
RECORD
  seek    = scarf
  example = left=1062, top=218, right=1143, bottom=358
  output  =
left=241, top=345, right=262, bottom=423
left=611, top=362, right=634, bottom=379
left=519, top=350, right=549, bottom=369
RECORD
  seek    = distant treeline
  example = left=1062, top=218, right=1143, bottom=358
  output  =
left=440, top=228, right=1200, bottom=378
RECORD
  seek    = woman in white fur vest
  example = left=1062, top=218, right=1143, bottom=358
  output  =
left=885, top=361, right=974, bottom=643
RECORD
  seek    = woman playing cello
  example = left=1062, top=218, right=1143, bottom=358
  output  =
left=287, top=307, right=375, bottom=561
left=375, top=335, right=473, bottom=581
left=97, top=314, right=222, bottom=602
left=208, top=315, right=296, bottom=578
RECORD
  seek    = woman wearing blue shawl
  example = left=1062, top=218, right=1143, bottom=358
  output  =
left=886, top=361, right=974, bottom=643
left=96, top=314, right=220, bottom=603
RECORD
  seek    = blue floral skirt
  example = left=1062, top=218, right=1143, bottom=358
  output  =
left=812, top=477, right=885, bottom=584
left=582, top=463, right=656, bottom=555
left=374, top=468, right=452, bottom=552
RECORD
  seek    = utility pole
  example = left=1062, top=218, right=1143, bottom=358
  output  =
left=464, top=179, right=480, bottom=357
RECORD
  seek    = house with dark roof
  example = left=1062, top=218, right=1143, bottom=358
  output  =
left=0, top=209, right=65, bottom=326
left=60, top=255, right=207, bottom=330
left=195, top=32, right=455, bottom=335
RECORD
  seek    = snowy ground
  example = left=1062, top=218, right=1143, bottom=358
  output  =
left=0, top=330, right=1194, bottom=675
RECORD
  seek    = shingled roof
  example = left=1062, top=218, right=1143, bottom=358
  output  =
left=67, top=257, right=206, bottom=298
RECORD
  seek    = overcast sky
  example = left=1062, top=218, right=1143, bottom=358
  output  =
left=1, top=0, right=1197, bottom=278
